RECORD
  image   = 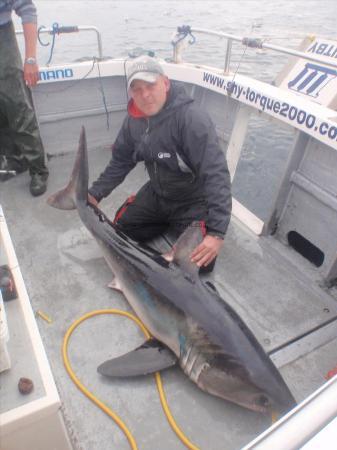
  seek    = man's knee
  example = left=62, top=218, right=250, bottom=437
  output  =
left=113, top=195, right=136, bottom=225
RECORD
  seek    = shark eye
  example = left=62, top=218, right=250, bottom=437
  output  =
left=257, top=394, right=270, bottom=407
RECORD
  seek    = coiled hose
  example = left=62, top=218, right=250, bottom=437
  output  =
left=62, top=309, right=200, bottom=450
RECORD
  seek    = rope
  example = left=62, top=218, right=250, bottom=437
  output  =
left=62, top=309, right=199, bottom=450
left=172, top=25, right=196, bottom=48
left=34, top=58, right=109, bottom=131
left=227, top=43, right=248, bottom=96
left=38, top=23, right=60, bottom=66
left=96, top=59, right=110, bottom=130
left=37, top=25, right=49, bottom=47
left=34, top=59, right=97, bottom=94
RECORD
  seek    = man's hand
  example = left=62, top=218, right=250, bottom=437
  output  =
left=24, top=62, right=39, bottom=87
left=190, top=235, right=224, bottom=267
left=88, top=193, right=99, bottom=206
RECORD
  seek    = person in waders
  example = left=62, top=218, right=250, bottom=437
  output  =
left=0, top=0, right=48, bottom=196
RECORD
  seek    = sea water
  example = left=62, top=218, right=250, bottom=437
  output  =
left=17, top=0, right=334, bottom=71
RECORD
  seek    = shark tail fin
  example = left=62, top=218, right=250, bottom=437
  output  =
left=47, top=127, right=88, bottom=210
left=47, top=185, right=76, bottom=210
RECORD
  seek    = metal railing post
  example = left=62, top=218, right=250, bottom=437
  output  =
left=224, top=39, right=232, bottom=74
left=90, top=27, right=103, bottom=60
left=179, top=27, right=337, bottom=71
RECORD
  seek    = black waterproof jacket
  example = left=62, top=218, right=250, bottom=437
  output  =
left=89, top=82, right=232, bottom=237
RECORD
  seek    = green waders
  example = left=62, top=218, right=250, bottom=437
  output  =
left=0, top=21, right=48, bottom=177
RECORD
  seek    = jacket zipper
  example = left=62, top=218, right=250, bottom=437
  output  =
left=146, top=118, right=163, bottom=193
left=146, top=119, right=156, bottom=174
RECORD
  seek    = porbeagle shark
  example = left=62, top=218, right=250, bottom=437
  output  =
left=48, top=127, right=296, bottom=415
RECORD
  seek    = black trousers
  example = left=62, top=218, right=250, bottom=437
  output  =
left=114, top=182, right=216, bottom=273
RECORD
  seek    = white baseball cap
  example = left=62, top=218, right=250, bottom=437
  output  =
left=126, top=55, right=165, bottom=89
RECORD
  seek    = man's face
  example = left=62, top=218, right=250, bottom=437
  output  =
left=129, top=75, right=170, bottom=116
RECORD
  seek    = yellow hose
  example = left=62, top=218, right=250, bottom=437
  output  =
left=62, top=309, right=199, bottom=450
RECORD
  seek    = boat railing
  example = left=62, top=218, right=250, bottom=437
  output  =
left=172, top=26, right=337, bottom=73
left=16, top=25, right=103, bottom=61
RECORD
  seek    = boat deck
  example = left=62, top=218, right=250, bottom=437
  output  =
left=1, top=147, right=337, bottom=450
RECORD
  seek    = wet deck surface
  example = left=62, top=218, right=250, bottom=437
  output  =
left=1, top=147, right=337, bottom=450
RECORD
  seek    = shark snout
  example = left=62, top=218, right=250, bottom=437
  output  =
left=197, top=366, right=279, bottom=414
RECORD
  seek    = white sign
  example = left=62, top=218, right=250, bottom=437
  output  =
left=279, top=38, right=337, bottom=106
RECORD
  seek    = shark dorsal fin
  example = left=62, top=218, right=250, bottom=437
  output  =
left=172, top=221, right=204, bottom=275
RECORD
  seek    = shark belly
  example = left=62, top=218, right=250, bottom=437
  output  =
left=112, top=266, right=185, bottom=357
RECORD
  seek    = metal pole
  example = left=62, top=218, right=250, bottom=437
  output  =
left=242, top=375, right=337, bottom=450
left=86, top=26, right=103, bottom=60
left=16, top=25, right=103, bottom=59
left=188, top=27, right=337, bottom=71
left=224, top=38, right=232, bottom=74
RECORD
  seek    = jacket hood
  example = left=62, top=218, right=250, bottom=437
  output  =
left=128, top=81, right=193, bottom=121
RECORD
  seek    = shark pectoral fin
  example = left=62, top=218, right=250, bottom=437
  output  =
left=97, top=339, right=178, bottom=377
left=171, top=221, right=204, bottom=275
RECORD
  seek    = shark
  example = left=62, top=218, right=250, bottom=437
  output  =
left=47, top=127, right=296, bottom=415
